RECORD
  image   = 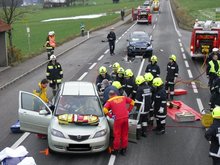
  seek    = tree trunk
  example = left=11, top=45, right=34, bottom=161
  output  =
left=7, top=29, right=14, bottom=62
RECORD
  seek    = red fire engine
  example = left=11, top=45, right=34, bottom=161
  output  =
left=132, top=6, right=152, bottom=24
left=190, top=20, right=220, bottom=59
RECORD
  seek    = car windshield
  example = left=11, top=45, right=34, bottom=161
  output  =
left=55, top=95, right=103, bottom=117
left=131, top=33, right=149, bottom=42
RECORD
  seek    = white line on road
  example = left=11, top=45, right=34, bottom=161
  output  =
left=104, top=49, right=109, bottom=54
left=156, top=17, right=158, bottom=22
left=118, top=37, right=121, bottom=40
left=108, top=155, right=116, bottom=165
left=11, top=132, right=30, bottom=149
left=184, top=60, right=189, bottom=68
left=182, top=53, right=186, bottom=59
left=181, top=47, right=184, bottom=53
left=191, top=82, right=198, bottom=93
left=98, top=55, right=104, bottom=61
left=116, top=40, right=119, bottom=43
left=179, top=43, right=183, bottom=47
left=187, top=69, right=193, bottom=78
left=150, top=35, right=152, bottom=40
left=89, top=63, right=97, bottom=70
left=153, top=25, right=156, bottom=29
left=196, top=98, right=204, bottom=113
left=137, top=58, right=146, bottom=76
left=78, top=72, right=88, bottom=81
left=178, top=38, right=181, bottom=43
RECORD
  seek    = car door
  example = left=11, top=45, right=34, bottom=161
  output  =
left=18, top=91, right=52, bottom=135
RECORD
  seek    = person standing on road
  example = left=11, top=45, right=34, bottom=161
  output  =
left=44, top=31, right=56, bottom=60
left=207, top=48, right=220, bottom=63
left=46, top=55, right=63, bottom=96
left=165, top=54, right=179, bottom=101
left=205, top=107, right=220, bottom=165
left=210, top=72, right=220, bottom=110
left=135, top=75, right=152, bottom=138
left=103, top=90, right=135, bottom=156
left=152, top=77, right=167, bottom=135
left=107, top=27, right=116, bottom=56
left=145, top=55, right=160, bottom=78
left=115, top=67, right=126, bottom=88
left=120, top=9, right=125, bottom=21
left=111, top=62, right=121, bottom=81
left=124, top=69, right=137, bottom=99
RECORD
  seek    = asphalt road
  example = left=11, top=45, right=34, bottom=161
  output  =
left=0, top=0, right=212, bottom=164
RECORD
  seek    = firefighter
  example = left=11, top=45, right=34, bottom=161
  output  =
left=111, top=62, right=120, bottom=81
left=135, top=75, right=152, bottom=138
left=46, top=55, right=63, bottom=96
left=165, top=54, right=179, bottom=101
left=115, top=67, right=126, bottom=88
left=144, top=72, right=155, bottom=127
left=96, top=66, right=112, bottom=92
left=152, top=77, right=167, bottom=135
left=103, top=90, right=135, bottom=155
left=207, top=48, right=220, bottom=62
left=112, top=81, right=126, bottom=96
left=145, top=55, right=160, bottom=78
left=210, top=72, right=220, bottom=109
left=207, top=54, right=220, bottom=91
left=205, top=107, right=220, bottom=165
left=124, top=69, right=137, bottom=99
left=107, top=27, right=116, bottom=56
left=44, top=31, right=56, bottom=60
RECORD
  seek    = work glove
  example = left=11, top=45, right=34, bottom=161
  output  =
left=158, top=107, right=164, bottom=113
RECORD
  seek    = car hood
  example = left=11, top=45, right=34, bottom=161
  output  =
left=129, top=41, right=151, bottom=47
left=50, top=116, right=108, bottom=136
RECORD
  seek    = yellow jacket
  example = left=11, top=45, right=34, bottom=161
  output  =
left=33, top=83, right=49, bottom=103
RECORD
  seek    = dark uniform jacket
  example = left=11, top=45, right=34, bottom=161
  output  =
left=205, top=119, right=220, bottom=158
left=166, top=62, right=179, bottom=82
left=46, top=61, right=63, bottom=83
left=145, top=63, right=160, bottom=78
left=210, top=77, right=220, bottom=107
left=107, top=32, right=116, bottom=43
left=96, top=74, right=112, bottom=91
left=115, top=75, right=126, bottom=88
left=124, top=76, right=137, bottom=99
left=154, top=86, right=167, bottom=115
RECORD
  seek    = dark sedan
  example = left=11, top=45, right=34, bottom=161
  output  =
left=127, top=31, right=153, bottom=59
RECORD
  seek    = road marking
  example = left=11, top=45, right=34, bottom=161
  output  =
left=78, top=72, right=88, bottom=81
left=168, top=0, right=181, bottom=37
left=182, top=53, right=186, bottom=59
left=184, top=60, right=189, bottom=68
left=196, top=98, right=204, bottom=113
left=150, top=35, right=152, bottom=40
left=89, top=63, right=97, bottom=70
left=179, top=43, right=183, bottom=47
left=187, top=69, right=193, bottom=78
left=116, top=40, right=119, bottom=43
left=153, top=25, right=156, bottom=29
left=98, top=55, right=104, bottom=61
left=11, top=132, right=30, bottom=149
left=178, top=38, right=181, bottom=43
left=156, top=17, right=158, bottom=22
left=181, top=47, right=184, bottom=53
left=137, top=58, right=146, bottom=76
left=104, top=49, right=109, bottom=54
left=108, top=155, right=116, bottom=165
left=118, top=37, right=121, bottom=40
left=191, top=82, right=198, bottom=93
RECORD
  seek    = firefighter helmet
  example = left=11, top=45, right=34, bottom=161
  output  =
left=169, top=54, right=176, bottom=62
left=124, top=69, right=133, bottom=78
left=99, top=66, right=107, bottom=74
left=50, top=54, right=56, bottom=60
left=135, top=76, right=145, bottom=85
left=112, top=81, right=122, bottom=89
left=151, top=55, right=158, bottom=62
left=152, top=77, right=163, bottom=87
left=117, top=67, right=125, bottom=74
left=144, top=72, right=154, bottom=82
left=48, top=31, right=55, bottom=36
left=212, top=107, right=220, bottom=119
left=112, top=62, right=120, bottom=71
left=213, top=48, right=219, bottom=52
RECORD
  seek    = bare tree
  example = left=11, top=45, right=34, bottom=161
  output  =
left=0, top=0, right=27, bottom=62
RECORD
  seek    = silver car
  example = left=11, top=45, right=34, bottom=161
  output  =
left=18, top=81, right=137, bottom=153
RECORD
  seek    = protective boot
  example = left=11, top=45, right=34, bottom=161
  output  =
left=136, top=128, right=142, bottom=140
left=52, top=89, right=57, bottom=96
left=152, top=120, right=160, bottom=131
left=141, top=126, right=147, bottom=137
left=120, top=148, right=127, bottom=156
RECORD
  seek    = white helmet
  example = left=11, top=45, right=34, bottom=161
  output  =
left=50, top=54, right=56, bottom=60
left=48, top=31, right=55, bottom=36
left=213, top=48, right=219, bottom=52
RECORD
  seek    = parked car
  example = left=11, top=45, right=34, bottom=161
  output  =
left=127, top=31, right=153, bottom=59
left=18, top=81, right=137, bottom=153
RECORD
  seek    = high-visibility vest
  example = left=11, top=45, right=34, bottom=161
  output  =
left=209, top=60, right=220, bottom=74
left=49, top=35, right=56, bottom=48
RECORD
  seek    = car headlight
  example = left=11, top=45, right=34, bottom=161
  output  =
left=93, top=129, right=107, bottom=138
left=128, top=45, right=135, bottom=50
left=51, top=129, right=65, bottom=138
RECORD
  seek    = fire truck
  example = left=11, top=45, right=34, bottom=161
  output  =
left=190, top=20, right=220, bottom=60
left=132, top=6, right=152, bottom=24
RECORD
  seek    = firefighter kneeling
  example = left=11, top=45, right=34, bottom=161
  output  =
left=103, top=90, right=135, bottom=156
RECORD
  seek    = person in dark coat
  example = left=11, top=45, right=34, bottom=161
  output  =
left=107, top=27, right=116, bottom=56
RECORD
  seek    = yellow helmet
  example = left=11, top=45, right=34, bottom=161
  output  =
left=169, top=54, right=176, bottom=62
left=117, top=67, right=125, bottom=75
left=135, top=76, right=145, bottom=85
left=144, top=72, right=154, bottom=82
left=151, top=55, right=158, bottom=62
left=99, top=66, right=107, bottom=74
left=112, top=81, right=122, bottom=89
left=124, top=69, right=133, bottom=78
left=152, top=77, right=163, bottom=87
left=212, top=107, right=220, bottom=119
left=112, top=62, right=120, bottom=71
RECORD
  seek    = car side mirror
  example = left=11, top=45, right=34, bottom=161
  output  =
left=39, top=109, right=50, bottom=115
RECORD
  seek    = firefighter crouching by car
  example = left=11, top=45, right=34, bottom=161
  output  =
left=145, top=55, right=160, bottom=78
left=210, top=72, right=220, bottom=110
left=135, top=75, right=152, bottom=138
left=205, top=107, right=220, bottom=165
left=207, top=54, right=220, bottom=91
left=103, top=90, right=135, bottom=156
left=46, top=55, right=63, bottom=96
left=124, top=69, right=137, bottom=99
left=165, top=54, right=179, bottom=101
left=111, top=62, right=121, bottom=81
left=96, top=66, right=112, bottom=93
left=152, top=77, right=167, bottom=135
left=144, top=72, right=155, bottom=127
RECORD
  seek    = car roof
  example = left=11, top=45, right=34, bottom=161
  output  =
left=131, top=31, right=148, bottom=36
left=61, top=81, right=97, bottom=96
